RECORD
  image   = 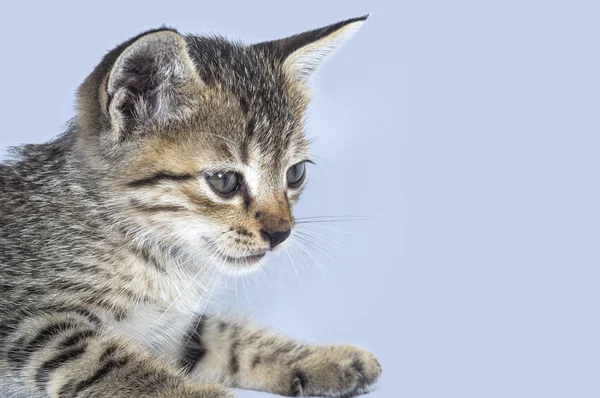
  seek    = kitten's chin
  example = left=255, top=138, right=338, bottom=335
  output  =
left=199, top=248, right=269, bottom=275
left=220, top=252, right=266, bottom=267
left=220, top=254, right=268, bottom=276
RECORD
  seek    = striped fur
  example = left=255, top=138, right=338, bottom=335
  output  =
left=0, top=16, right=380, bottom=398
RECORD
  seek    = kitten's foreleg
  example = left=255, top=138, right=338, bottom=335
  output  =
left=183, top=316, right=382, bottom=397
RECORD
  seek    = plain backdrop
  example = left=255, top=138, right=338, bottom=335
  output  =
left=1, top=1, right=599, bottom=397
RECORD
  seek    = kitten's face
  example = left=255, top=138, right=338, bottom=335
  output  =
left=78, top=18, right=366, bottom=272
left=116, top=85, right=310, bottom=271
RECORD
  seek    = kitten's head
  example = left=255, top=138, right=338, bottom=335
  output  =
left=76, top=16, right=367, bottom=272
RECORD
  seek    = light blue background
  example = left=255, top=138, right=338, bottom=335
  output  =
left=1, top=1, right=599, bottom=397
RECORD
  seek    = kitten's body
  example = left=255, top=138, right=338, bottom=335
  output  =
left=0, top=18, right=381, bottom=398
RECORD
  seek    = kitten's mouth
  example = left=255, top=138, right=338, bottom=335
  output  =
left=220, top=252, right=266, bottom=266
left=202, top=238, right=268, bottom=267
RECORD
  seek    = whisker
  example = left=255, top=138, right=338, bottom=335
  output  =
left=289, top=243, right=310, bottom=277
left=291, top=239, right=328, bottom=276
left=182, top=248, right=224, bottom=347
left=295, top=215, right=370, bottom=219
left=234, top=269, right=241, bottom=316
left=131, top=230, right=235, bottom=285
left=251, top=269, right=265, bottom=296
left=256, top=259, right=274, bottom=293
left=289, top=241, right=315, bottom=277
left=242, top=274, right=254, bottom=322
left=294, top=234, right=341, bottom=266
left=295, top=230, right=355, bottom=254
left=286, top=249, right=301, bottom=284
left=295, top=219, right=370, bottom=225
left=295, top=223, right=362, bottom=237
left=156, top=239, right=225, bottom=321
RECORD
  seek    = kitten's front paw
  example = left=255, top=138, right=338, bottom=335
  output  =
left=290, top=345, right=382, bottom=397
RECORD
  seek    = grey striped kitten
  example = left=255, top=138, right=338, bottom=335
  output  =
left=0, top=16, right=381, bottom=398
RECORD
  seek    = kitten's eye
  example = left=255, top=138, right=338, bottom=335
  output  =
left=286, top=162, right=306, bottom=188
left=205, top=171, right=240, bottom=197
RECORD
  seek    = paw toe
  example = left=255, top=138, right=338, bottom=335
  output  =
left=291, top=369, right=308, bottom=396
left=285, top=345, right=382, bottom=397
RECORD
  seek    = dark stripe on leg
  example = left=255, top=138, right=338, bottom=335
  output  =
left=25, top=322, right=78, bottom=352
left=57, top=379, right=76, bottom=398
left=251, top=355, right=261, bottom=368
left=179, top=315, right=208, bottom=373
left=35, top=345, right=87, bottom=388
left=68, top=308, right=102, bottom=325
left=43, top=305, right=102, bottom=326
left=99, top=344, right=119, bottom=362
left=229, top=326, right=240, bottom=375
left=8, top=321, right=78, bottom=366
left=71, top=357, right=128, bottom=395
left=58, top=330, right=96, bottom=350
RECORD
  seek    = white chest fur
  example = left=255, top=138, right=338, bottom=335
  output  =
left=110, top=303, right=194, bottom=363
left=108, top=263, right=221, bottom=364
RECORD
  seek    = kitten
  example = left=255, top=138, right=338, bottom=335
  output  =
left=0, top=16, right=381, bottom=398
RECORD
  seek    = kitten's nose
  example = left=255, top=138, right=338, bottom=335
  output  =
left=261, top=229, right=291, bottom=249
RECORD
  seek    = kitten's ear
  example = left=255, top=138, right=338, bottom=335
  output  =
left=103, top=29, right=202, bottom=140
left=254, top=15, right=369, bottom=85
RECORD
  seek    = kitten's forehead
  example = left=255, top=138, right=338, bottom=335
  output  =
left=184, top=35, right=290, bottom=111
left=241, top=112, right=308, bottom=172
left=191, top=106, right=308, bottom=173
left=183, top=35, right=310, bottom=172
